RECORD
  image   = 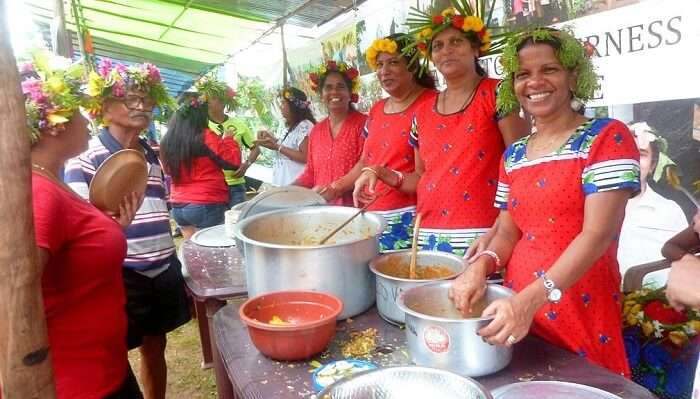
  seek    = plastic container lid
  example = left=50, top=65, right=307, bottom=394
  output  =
left=311, top=359, right=377, bottom=392
left=238, top=186, right=325, bottom=221
left=491, top=381, right=623, bottom=399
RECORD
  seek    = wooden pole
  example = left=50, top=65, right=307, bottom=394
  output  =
left=280, top=23, right=288, bottom=86
left=0, top=0, right=56, bottom=397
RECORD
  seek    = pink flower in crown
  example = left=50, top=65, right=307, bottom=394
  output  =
left=114, top=63, right=128, bottom=77
left=112, top=81, right=126, bottom=98
left=98, top=59, right=113, bottom=77
left=145, top=64, right=161, bottom=83
left=226, top=87, right=236, bottom=98
left=21, top=78, right=46, bottom=103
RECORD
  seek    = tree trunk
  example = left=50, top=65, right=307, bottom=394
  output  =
left=0, top=0, right=56, bottom=397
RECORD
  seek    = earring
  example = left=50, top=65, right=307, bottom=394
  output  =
left=570, top=97, right=584, bottom=112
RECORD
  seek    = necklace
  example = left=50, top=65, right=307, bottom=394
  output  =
left=31, top=163, right=59, bottom=180
left=439, top=78, right=481, bottom=114
left=387, top=86, right=423, bottom=113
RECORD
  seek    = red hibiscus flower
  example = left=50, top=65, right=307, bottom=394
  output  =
left=644, top=300, right=688, bottom=325
left=345, top=67, right=359, bottom=80
left=326, top=60, right=337, bottom=70
left=309, top=73, right=319, bottom=84
left=477, top=29, right=486, bottom=39
left=350, top=93, right=359, bottom=103
left=583, top=41, right=597, bottom=57
left=226, top=87, right=236, bottom=98
left=432, top=15, right=444, bottom=25
left=451, top=15, right=464, bottom=29
left=417, top=42, right=428, bottom=51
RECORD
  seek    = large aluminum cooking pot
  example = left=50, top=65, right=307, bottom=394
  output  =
left=397, top=281, right=514, bottom=377
left=369, top=251, right=465, bottom=325
left=234, top=206, right=386, bottom=319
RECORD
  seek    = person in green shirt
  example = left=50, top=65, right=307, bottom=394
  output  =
left=197, top=76, right=260, bottom=207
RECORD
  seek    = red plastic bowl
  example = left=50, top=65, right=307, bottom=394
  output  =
left=239, top=290, right=343, bottom=361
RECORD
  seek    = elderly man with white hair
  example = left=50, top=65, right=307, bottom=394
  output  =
left=617, top=121, right=688, bottom=287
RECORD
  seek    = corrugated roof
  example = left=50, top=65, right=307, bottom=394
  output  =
left=26, top=0, right=365, bottom=95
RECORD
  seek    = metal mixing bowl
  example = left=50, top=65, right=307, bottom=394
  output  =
left=369, top=250, right=465, bottom=325
left=397, top=281, right=515, bottom=377
left=317, top=365, right=493, bottom=399
left=234, top=206, right=386, bottom=319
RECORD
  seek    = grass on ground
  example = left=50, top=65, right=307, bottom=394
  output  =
left=128, top=320, right=217, bottom=398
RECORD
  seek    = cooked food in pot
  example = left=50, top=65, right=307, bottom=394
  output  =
left=406, top=295, right=488, bottom=319
left=375, top=258, right=455, bottom=280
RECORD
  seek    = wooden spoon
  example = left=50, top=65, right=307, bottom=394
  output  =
left=409, top=213, right=422, bottom=279
left=317, top=194, right=384, bottom=245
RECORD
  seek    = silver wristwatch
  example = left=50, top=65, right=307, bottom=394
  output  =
left=542, top=273, right=562, bottom=303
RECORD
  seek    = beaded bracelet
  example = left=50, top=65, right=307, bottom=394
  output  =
left=391, top=169, right=404, bottom=188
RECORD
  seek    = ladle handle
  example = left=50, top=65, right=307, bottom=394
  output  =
left=409, top=213, right=422, bottom=279
left=318, top=195, right=380, bottom=245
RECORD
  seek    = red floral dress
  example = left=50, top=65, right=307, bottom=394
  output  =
left=363, top=90, right=437, bottom=251
left=495, top=118, right=641, bottom=376
left=410, top=78, right=504, bottom=255
left=296, top=110, right=367, bottom=206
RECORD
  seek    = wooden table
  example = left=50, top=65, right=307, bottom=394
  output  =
left=181, top=240, right=247, bottom=399
left=213, top=302, right=655, bottom=399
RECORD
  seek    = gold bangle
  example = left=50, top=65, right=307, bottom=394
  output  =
left=361, top=166, right=378, bottom=176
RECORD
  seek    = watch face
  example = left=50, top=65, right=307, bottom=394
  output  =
left=549, top=289, right=562, bottom=302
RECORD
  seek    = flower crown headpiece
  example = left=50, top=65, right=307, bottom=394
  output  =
left=195, top=75, right=237, bottom=110
left=86, top=59, right=173, bottom=120
left=496, top=27, right=598, bottom=116
left=308, top=60, right=360, bottom=103
left=405, top=0, right=494, bottom=74
left=280, top=87, right=310, bottom=110
left=20, top=50, right=86, bottom=144
left=176, top=93, right=208, bottom=119
left=365, top=37, right=419, bottom=71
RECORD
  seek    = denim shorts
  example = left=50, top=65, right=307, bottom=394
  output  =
left=228, top=184, right=246, bottom=208
left=171, top=203, right=227, bottom=229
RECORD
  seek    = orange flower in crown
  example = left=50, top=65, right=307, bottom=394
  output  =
left=404, top=0, right=499, bottom=74
left=308, top=59, right=361, bottom=103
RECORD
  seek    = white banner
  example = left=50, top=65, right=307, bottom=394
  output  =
left=482, top=0, right=700, bottom=107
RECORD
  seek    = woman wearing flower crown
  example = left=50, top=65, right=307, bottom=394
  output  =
left=292, top=60, right=367, bottom=205
left=329, top=34, right=438, bottom=251
left=21, top=52, right=142, bottom=398
left=160, top=95, right=242, bottom=239
left=450, top=27, right=640, bottom=376
left=354, top=2, right=527, bottom=255
left=255, top=86, right=317, bottom=186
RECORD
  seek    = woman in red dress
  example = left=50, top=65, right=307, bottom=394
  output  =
left=293, top=60, right=366, bottom=206
left=317, top=34, right=437, bottom=251
left=450, top=28, right=640, bottom=376
left=354, top=6, right=527, bottom=255
left=21, top=53, right=142, bottom=398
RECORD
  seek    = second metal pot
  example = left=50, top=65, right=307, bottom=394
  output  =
left=397, top=281, right=514, bottom=377
left=369, top=251, right=465, bottom=325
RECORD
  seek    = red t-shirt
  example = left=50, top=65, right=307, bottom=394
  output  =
left=362, top=90, right=437, bottom=211
left=296, top=110, right=367, bottom=206
left=32, top=173, right=128, bottom=399
left=168, top=129, right=241, bottom=204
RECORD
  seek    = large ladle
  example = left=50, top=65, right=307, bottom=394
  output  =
left=409, top=213, right=422, bottom=279
left=318, top=194, right=382, bottom=245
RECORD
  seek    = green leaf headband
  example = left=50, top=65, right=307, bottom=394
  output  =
left=496, top=27, right=599, bottom=116
left=195, top=75, right=237, bottom=111
left=20, top=50, right=87, bottom=144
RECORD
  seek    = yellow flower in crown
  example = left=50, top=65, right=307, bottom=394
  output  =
left=463, top=16, right=484, bottom=33
left=365, top=38, right=399, bottom=70
left=418, top=28, right=433, bottom=40
left=441, top=7, right=456, bottom=18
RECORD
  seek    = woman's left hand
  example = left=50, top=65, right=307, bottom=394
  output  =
left=254, top=137, right=278, bottom=150
left=233, top=161, right=250, bottom=178
left=477, top=293, right=536, bottom=346
left=107, top=191, right=144, bottom=230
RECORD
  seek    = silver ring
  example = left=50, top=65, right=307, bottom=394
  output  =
left=506, top=334, right=517, bottom=345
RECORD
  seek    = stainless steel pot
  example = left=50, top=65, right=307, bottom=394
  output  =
left=369, top=251, right=465, bottom=325
left=396, top=281, right=514, bottom=377
left=234, top=206, right=386, bottom=319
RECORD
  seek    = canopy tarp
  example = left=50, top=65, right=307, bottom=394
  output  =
left=26, top=0, right=365, bottom=95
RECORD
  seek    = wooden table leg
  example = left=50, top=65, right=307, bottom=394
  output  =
left=205, top=299, right=234, bottom=399
left=194, top=298, right=213, bottom=368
